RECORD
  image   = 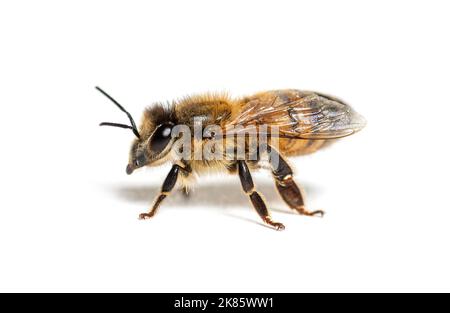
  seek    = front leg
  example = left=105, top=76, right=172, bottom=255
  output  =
left=180, top=186, right=191, bottom=198
left=139, top=164, right=188, bottom=220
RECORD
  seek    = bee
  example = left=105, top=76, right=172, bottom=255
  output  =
left=97, top=87, right=366, bottom=230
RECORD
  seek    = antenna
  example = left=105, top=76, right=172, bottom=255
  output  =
left=96, top=86, right=141, bottom=138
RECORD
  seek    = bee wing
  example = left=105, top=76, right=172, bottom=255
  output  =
left=226, top=90, right=366, bottom=140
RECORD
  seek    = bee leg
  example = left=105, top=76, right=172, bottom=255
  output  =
left=268, top=146, right=324, bottom=217
left=139, top=164, right=188, bottom=220
left=237, top=160, right=285, bottom=230
left=180, top=186, right=191, bottom=198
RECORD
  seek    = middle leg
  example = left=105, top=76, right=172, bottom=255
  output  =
left=237, top=160, right=285, bottom=230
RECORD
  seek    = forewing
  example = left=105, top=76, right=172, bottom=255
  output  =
left=226, top=90, right=366, bottom=140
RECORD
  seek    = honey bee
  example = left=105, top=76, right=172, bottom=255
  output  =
left=97, top=87, right=366, bottom=230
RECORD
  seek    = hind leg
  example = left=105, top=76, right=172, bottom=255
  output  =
left=268, top=146, right=324, bottom=217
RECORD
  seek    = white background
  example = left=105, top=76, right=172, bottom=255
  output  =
left=0, top=0, right=449, bottom=292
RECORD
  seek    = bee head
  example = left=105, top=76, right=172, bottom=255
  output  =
left=96, top=87, right=176, bottom=175
left=126, top=120, right=175, bottom=175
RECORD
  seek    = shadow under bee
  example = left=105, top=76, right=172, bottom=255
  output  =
left=107, top=180, right=322, bottom=215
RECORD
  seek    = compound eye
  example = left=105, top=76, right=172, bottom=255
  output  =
left=150, top=123, right=173, bottom=153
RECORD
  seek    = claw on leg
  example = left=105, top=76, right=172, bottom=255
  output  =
left=296, top=206, right=325, bottom=217
left=139, top=212, right=155, bottom=220
left=264, top=216, right=286, bottom=231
